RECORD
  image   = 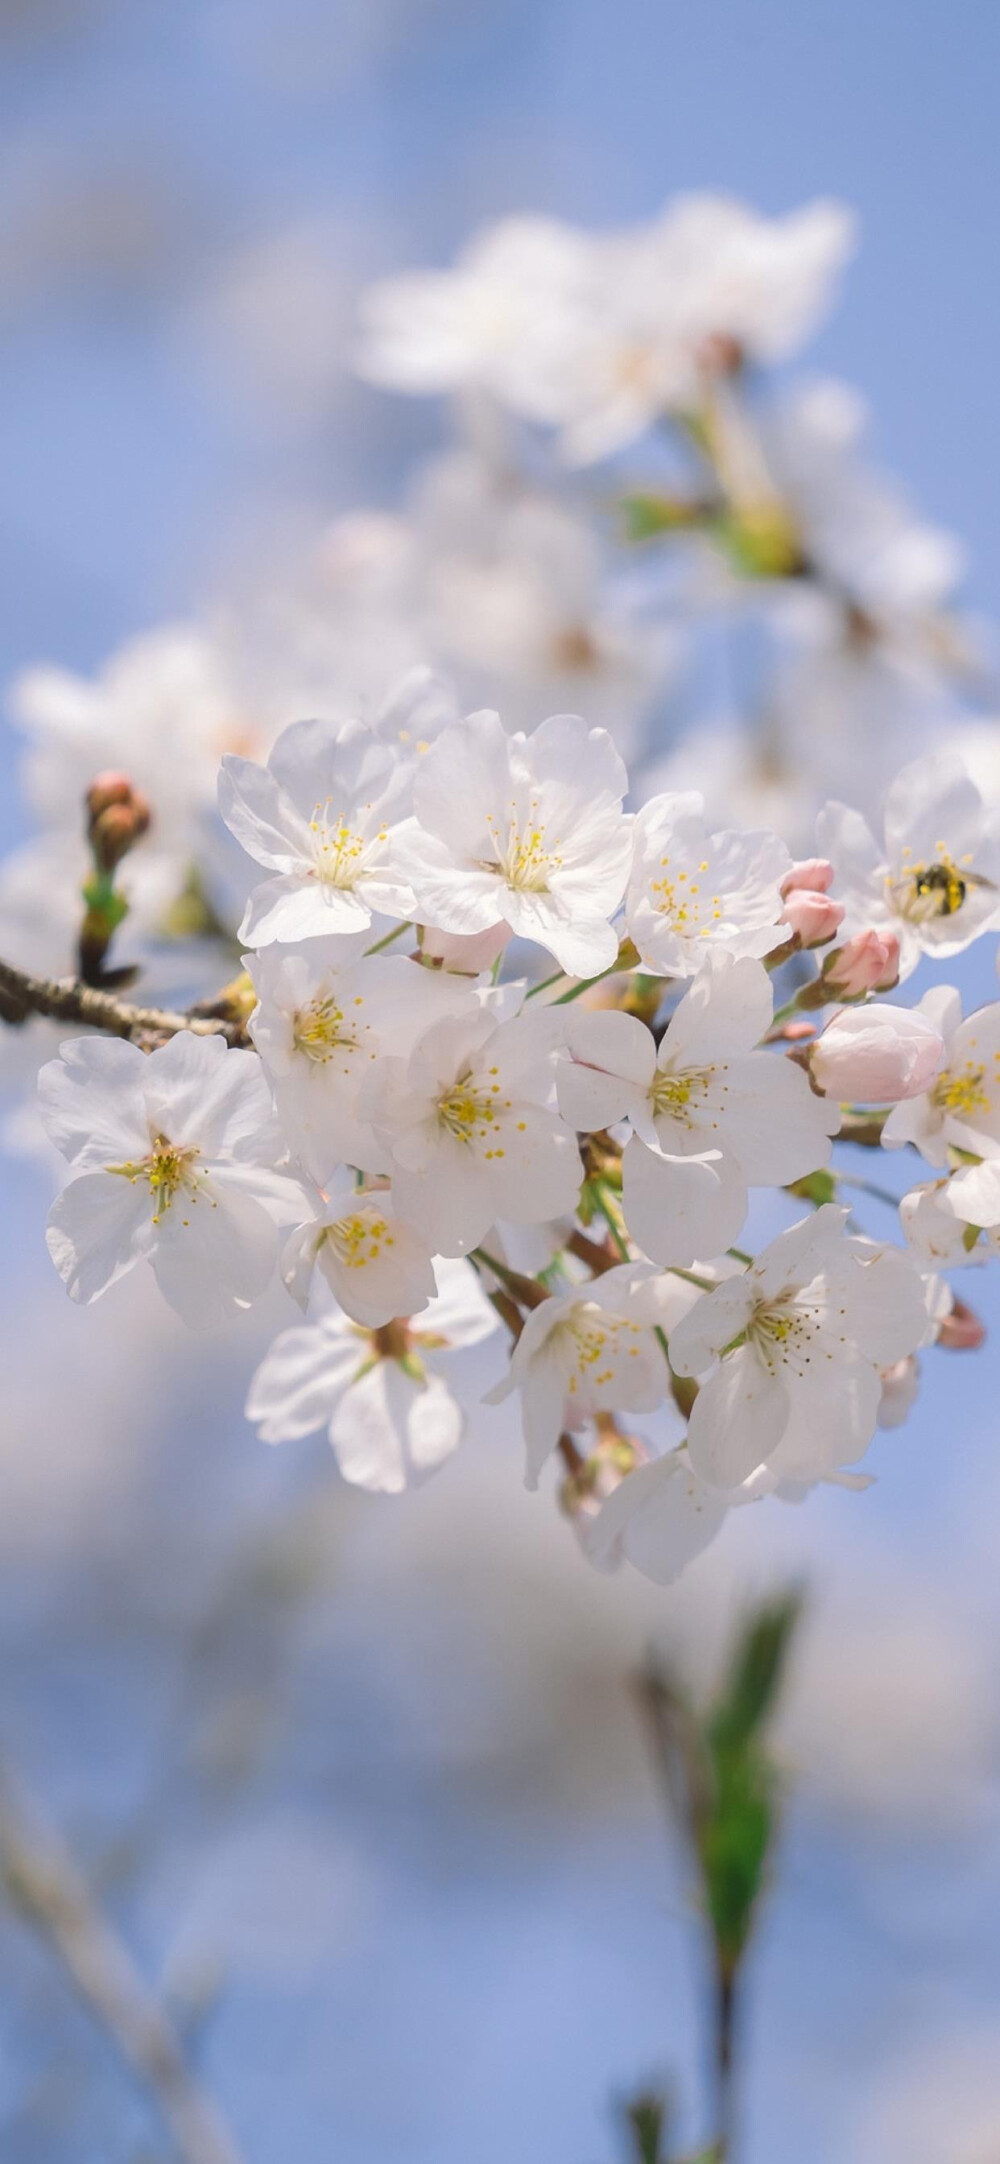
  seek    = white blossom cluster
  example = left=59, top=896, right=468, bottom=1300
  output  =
left=29, top=709, right=1000, bottom=1583
left=5, top=189, right=1000, bottom=1585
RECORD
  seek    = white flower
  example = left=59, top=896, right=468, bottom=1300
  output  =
left=219, top=716, right=417, bottom=946
left=38, top=1034, right=305, bottom=1326
left=669, top=1206, right=929, bottom=1490
left=817, top=753, right=1000, bottom=980
left=486, top=1263, right=674, bottom=1487
left=583, top=1447, right=742, bottom=1583
left=394, top=708, right=632, bottom=978
left=558, top=954, right=838, bottom=1265
left=355, top=215, right=593, bottom=413
left=371, top=1004, right=582, bottom=1256
left=625, top=790, right=790, bottom=978
left=898, top=1179, right=995, bottom=1267
left=883, top=986, right=1000, bottom=1165
left=281, top=1171, right=437, bottom=1328
left=245, top=1257, right=498, bottom=1494
left=246, top=941, right=476, bottom=1184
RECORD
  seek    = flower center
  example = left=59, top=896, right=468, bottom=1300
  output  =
left=436, top=1067, right=507, bottom=1149
left=324, top=1206, right=395, bottom=1269
left=649, top=854, right=724, bottom=936
left=107, top=1134, right=202, bottom=1223
left=562, top=1307, right=644, bottom=1396
left=308, top=800, right=385, bottom=889
left=482, top=799, right=561, bottom=893
left=931, top=1061, right=991, bottom=1118
left=292, top=993, right=366, bottom=1066
left=745, top=1296, right=827, bottom=1379
left=649, top=1066, right=711, bottom=1124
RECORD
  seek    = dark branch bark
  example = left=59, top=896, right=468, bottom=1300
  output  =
left=0, top=955, right=250, bottom=1049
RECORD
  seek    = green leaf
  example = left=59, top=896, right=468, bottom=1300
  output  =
left=709, top=1595, right=802, bottom=1759
left=785, top=1168, right=837, bottom=1208
left=623, top=2091, right=669, bottom=2164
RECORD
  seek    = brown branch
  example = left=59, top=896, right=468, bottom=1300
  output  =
left=0, top=955, right=249, bottom=1049
left=0, top=1766, right=245, bottom=2164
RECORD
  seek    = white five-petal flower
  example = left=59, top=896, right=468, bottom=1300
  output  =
left=817, top=752, right=1000, bottom=980
left=219, top=716, right=418, bottom=946
left=281, top=1170, right=437, bottom=1329
left=669, top=1206, right=928, bottom=1491
left=394, top=708, right=633, bottom=979
left=625, top=791, right=790, bottom=978
left=486, top=1262, right=675, bottom=1487
left=883, top=985, right=1000, bottom=1166
left=245, top=1257, right=499, bottom=1494
left=558, top=952, right=838, bottom=1264
left=246, top=941, right=476, bottom=1184
left=371, top=1003, right=582, bottom=1256
left=38, top=1034, right=305, bottom=1326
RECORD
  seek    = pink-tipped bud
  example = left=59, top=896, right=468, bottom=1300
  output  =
left=937, top=1297, right=987, bottom=1352
left=85, top=773, right=151, bottom=873
left=822, top=928, right=901, bottom=1000
left=782, top=888, right=845, bottom=947
left=781, top=857, right=835, bottom=898
left=811, top=1003, right=944, bottom=1104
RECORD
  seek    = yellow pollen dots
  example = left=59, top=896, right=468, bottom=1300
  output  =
left=564, top=1308, right=643, bottom=1391
left=746, top=1299, right=832, bottom=1378
left=107, top=1134, right=203, bottom=1225
left=437, top=1072, right=509, bottom=1148
left=325, top=1207, right=395, bottom=1270
left=307, top=799, right=381, bottom=889
left=292, top=994, right=366, bottom=1067
left=483, top=796, right=562, bottom=894
left=649, top=1066, right=711, bottom=1122
left=650, top=853, right=724, bottom=934
left=931, top=1060, right=992, bottom=1118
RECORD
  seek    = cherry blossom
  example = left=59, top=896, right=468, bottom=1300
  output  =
left=394, top=708, right=632, bottom=978
left=371, top=1003, right=582, bottom=1256
left=486, top=1263, right=676, bottom=1488
left=38, top=1033, right=305, bottom=1326
left=245, top=1257, right=498, bottom=1494
left=882, top=986, right=1000, bottom=1165
left=219, top=715, right=418, bottom=945
left=625, top=791, right=790, bottom=978
left=669, top=1207, right=928, bottom=1491
left=818, top=752, right=1000, bottom=979
left=281, top=1171, right=437, bottom=1329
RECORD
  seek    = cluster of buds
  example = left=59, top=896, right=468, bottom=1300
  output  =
left=85, top=771, right=151, bottom=874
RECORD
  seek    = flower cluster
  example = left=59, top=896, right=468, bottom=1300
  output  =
left=25, top=710, right=1000, bottom=1584
left=5, top=186, right=1000, bottom=1586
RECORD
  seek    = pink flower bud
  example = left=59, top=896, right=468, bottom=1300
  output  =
left=937, top=1296, right=987, bottom=1352
left=781, top=888, right=845, bottom=947
left=811, top=1003, right=945, bottom=1103
left=823, top=929, right=901, bottom=999
left=86, top=774, right=152, bottom=874
left=781, top=857, right=835, bottom=897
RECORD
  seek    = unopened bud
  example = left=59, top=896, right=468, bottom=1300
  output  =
left=781, top=857, right=835, bottom=898
left=781, top=887, right=844, bottom=947
left=811, top=1003, right=944, bottom=1104
left=937, top=1296, right=986, bottom=1352
left=822, top=928, right=901, bottom=1000
left=86, top=774, right=151, bottom=874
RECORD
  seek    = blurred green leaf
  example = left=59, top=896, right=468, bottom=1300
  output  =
left=708, top=1594, right=802, bottom=1760
left=786, top=1168, right=838, bottom=1208
left=623, top=2091, right=669, bottom=2164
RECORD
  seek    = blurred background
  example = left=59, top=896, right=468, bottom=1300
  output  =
left=2, top=4, right=1000, bottom=2159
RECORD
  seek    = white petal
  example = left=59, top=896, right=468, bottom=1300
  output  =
left=246, top=1321, right=360, bottom=1441
left=37, top=1037, right=150, bottom=1169
left=557, top=1008, right=654, bottom=1131
left=621, top=1136, right=747, bottom=1268
left=685, top=1348, right=789, bottom=1489
left=46, top=1172, right=152, bottom=1304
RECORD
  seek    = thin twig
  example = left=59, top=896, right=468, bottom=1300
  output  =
left=0, top=955, right=249, bottom=1048
left=0, top=1766, right=245, bottom=2164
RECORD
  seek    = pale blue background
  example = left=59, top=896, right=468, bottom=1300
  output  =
left=1, top=5, right=1000, bottom=2160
